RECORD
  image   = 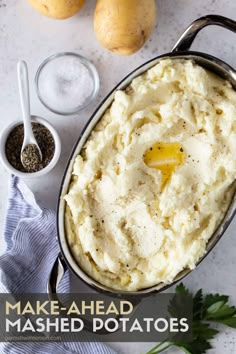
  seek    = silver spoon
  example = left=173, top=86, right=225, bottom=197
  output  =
left=17, top=60, right=42, bottom=168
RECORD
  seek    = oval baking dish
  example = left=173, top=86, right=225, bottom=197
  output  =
left=49, top=15, right=236, bottom=299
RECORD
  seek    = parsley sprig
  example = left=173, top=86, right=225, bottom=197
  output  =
left=146, top=283, right=236, bottom=354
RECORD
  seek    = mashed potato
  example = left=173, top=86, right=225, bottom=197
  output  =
left=65, top=59, right=236, bottom=291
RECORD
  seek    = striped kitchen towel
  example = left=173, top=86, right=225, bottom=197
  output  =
left=0, top=175, right=116, bottom=354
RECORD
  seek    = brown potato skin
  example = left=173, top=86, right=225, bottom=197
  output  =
left=28, top=0, right=85, bottom=19
left=94, top=0, right=157, bottom=55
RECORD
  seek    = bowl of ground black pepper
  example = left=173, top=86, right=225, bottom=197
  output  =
left=0, top=116, right=61, bottom=177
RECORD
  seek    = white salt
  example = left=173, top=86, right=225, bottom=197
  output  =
left=38, top=55, right=95, bottom=113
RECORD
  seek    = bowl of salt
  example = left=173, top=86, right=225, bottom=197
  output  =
left=35, top=52, right=100, bottom=116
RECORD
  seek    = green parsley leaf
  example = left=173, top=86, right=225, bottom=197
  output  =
left=146, top=283, right=236, bottom=354
left=176, top=338, right=212, bottom=354
left=213, top=317, right=236, bottom=328
left=206, top=302, right=236, bottom=319
left=175, top=283, right=189, bottom=295
left=193, top=289, right=203, bottom=320
left=202, top=293, right=236, bottom=325
left=191, top=322, right=218, bottom=340
left=202, top=294, right=229, bottom=314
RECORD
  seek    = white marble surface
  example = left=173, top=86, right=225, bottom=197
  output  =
left=0, top=1, right=236, bottom=353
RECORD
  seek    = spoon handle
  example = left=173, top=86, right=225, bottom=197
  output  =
left=17, top=60, right=33, bottom=138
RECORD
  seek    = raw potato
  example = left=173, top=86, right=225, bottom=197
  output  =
left=28, top=0, right=85, bottom=19
left=94, top=0, right=157, bottom=55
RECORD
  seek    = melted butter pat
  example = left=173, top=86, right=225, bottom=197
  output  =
left=144, top=142, right=185, bottom=188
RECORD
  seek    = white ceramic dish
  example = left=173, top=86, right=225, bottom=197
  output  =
left=0, top=116, right=61, bottom=178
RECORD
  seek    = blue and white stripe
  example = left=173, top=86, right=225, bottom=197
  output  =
left=0, top=175, right=116, bottom=354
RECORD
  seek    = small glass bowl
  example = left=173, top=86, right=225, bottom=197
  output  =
left=35, top=52, right=100, bottom=116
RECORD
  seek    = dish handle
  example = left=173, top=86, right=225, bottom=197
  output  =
left=47, top=253, right=67, bottom=300
left=172, top=15, right=236, bottom=52
left=47, top=253, right=134, bottom=335
left=47, top=253, right=112, bottom=334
